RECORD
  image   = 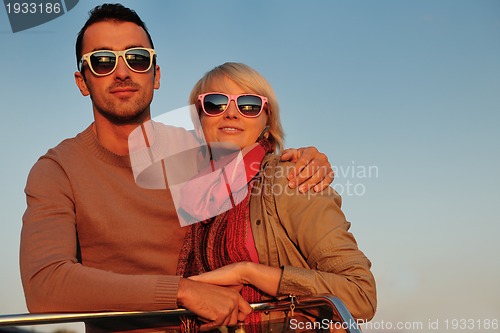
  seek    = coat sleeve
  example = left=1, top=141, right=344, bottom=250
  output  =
left=271, top=162, right=377, bottom=321
left=20, top=157, right=180, bottom=313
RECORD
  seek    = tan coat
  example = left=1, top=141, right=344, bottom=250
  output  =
left=250, top=155, right=377, bottom=322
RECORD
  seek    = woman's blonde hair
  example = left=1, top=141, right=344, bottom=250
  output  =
left=189, top=62, right=284, bottom=152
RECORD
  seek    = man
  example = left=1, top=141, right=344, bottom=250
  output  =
left=20, top=4, right=334, bottom=332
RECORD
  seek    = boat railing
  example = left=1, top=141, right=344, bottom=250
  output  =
left=0, top=294, right=361, bottom=332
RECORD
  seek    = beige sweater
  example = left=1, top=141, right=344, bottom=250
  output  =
left=21, top=124, right=190, bottom=330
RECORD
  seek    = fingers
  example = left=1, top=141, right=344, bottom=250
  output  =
left=178, top=278, right=251, bottom=329
left=287, top=149, right=335, bottom=193
left=199, top=293, right=250, bottom=330
left=290, top=162, right=324, bottom=193
left=310, top=165, right=334, bottom=193
left=310, top=165, right=335, bottom=192
left=237, top=295, right=253, bottom=321
left=280, top=148, right=298, bottom=163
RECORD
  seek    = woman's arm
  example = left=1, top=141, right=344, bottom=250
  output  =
left=191, top=160, right=376, bottom=321
left=188, top=262, right=282, bottom=296
left=271, top=165, right=377, bottom=320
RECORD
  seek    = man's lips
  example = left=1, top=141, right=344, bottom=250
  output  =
left=110, top=87, right=138, bottom=97
left=110, top=87, right=138, bottom=93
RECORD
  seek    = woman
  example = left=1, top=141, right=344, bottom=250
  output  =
left=176, top=62, right=376, bottom=331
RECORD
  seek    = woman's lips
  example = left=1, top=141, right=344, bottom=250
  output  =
left=219, top=127, right=243, bottom=133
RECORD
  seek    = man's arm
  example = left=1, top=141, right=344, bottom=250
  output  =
left=281, top=146, right=334, bottom=193
left=21, top=157, right=251, bottom=326
left=20, top=157, right=180, bottom=312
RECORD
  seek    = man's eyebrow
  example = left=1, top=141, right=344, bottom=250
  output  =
left=90, top=44, right=149, bottom=52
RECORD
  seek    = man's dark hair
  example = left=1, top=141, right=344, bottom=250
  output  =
left=75, top=3, right=155, bottom=68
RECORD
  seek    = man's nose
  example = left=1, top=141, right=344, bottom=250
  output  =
left=113, top=55, right=131, bottom=79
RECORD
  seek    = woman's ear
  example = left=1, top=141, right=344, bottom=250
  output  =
left=74, top=71, right=90, bottom=96
left=264, top=102, right=271, bottom=114
left=257, top=125, right=270, bottom=141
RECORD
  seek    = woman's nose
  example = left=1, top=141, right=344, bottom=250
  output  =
left=223, top=100, right=239, bottom=118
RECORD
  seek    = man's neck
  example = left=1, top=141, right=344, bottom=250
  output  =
left=93, top=112, right=151, bottom=156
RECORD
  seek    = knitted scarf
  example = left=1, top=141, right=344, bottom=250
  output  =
left=176, top=139, right=274, bottom=332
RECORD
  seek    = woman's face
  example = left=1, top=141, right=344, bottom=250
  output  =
left=199, top=77, right=268, bottom=150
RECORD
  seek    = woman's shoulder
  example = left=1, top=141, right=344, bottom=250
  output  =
left=261, top=154, right=293, bottom=181
left=259, top=154, right=342, bottom=207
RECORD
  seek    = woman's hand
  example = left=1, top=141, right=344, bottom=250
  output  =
left=188, top=262, right=282, bottom=297
left=281, top=146, right=334, bottom=193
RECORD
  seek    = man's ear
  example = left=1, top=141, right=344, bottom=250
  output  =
left=74, top=71, right=90, bottom=96
left=153, top=65, right=161, bottom=90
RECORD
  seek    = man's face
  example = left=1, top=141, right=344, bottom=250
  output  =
left=75, top=21, right=160, bottom=124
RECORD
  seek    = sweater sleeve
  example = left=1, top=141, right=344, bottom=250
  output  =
left=20, top=157, right=180, bottom=313
left=272, top=164, right=377, bottom=321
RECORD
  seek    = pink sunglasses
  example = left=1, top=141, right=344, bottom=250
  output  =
left=198, top=92, right=268, bottom=118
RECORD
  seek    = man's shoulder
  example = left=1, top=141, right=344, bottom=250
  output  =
left=27, top=136, right=81, bottom=185
left=41, top=125, right=91, bottom=162
left=28, top=125, right=92, bottom=174
left=26, top=125, right=96, bottom=187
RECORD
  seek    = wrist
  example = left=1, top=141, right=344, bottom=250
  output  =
left=239, top=262, right=257, bottom=285
left=177, top=278, right=192, bottom=307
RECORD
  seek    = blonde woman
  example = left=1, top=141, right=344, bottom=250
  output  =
left=177, top=62, right=376, bottom=330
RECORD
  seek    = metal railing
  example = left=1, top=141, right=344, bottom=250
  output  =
left=0, top=294, right=361, bottom=332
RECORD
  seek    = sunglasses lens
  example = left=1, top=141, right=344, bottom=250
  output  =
left=87, top=49, right=153, bottom=75
left=125, top=49, right=152, bottom=72
left=203, top=94, right=229, bottom=115
left=237, top=95, right=263, bottom=116
left=89, top=51, right=116, bottom=75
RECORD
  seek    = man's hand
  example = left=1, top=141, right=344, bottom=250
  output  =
left=177, top=278, right=252, bottom=329
left=281, top=146, right=334, bottom=193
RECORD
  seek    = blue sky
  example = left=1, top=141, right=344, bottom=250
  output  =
left=1, top=1, right=499, bottom=332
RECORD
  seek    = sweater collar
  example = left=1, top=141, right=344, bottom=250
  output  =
left=78, top=124, right=131, bottom=168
